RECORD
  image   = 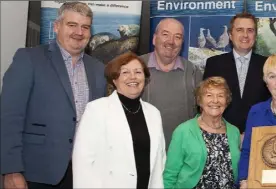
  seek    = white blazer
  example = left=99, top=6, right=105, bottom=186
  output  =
left=72, top=91, right=166, bottom=188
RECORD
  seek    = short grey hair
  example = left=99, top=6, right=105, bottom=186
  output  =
left=155, top=18, right=184, bottom=35
left=56, top=2, right=93, bottom=22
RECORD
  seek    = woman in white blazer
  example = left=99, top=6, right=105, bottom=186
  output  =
left=72, top=52, right=166, bottom=188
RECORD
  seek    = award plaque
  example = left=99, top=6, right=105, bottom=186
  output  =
left=248, top=126, right=276, bottom=188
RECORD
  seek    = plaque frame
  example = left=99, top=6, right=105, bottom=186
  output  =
left=247, top=126, right=276, bottom=188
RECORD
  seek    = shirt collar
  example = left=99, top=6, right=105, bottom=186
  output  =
left=148, top=52, right=184, bottom=71
left=56, top=40, right=84, bottom=62
left=233, top=49, right=252, bottom=61
left=265, top=97, right=273, bottom=114
left=263, top=98, right=276, bottom=125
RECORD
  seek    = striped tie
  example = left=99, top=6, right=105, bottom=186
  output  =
left=238, top=56, right=246, bottom=97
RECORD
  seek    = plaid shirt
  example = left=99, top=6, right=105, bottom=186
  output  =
left=57, top=42, right=89, bottom=124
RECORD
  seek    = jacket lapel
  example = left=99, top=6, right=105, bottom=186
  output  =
left=83, top=54, right=95, bottom=101
left=106, top=91, right=160, bottom=174
left=226, top=123, right=240, bottom=181
left=227, top=52, right=242, bottom=101
left=107, top=91, right=136, bottom=171
left=48, top=42, right=76, bottom=112
left=242, top=53, right=257, bottom=99
left=141, top=100, right=158, bottom=173
left=189, top=116, right=207, bottom=159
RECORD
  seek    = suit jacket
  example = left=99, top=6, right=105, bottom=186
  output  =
left=0, top=42, right=106, bottom=184
left=164, top=115, right=240, bottom=188
left=72, top=91, right=166, bottom=188
left=203, top=52, right=270, bottom=132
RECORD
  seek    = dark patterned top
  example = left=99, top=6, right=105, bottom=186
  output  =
left=194, top=129, right=236, bottom=189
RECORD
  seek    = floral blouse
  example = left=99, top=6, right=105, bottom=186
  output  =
left=194, top=129, right=236, bottom=189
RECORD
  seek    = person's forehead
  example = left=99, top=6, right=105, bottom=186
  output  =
left=266, top=68, right=276, bottom=74
left=121, top=60, right=143, bottom=69
left=159, top=20, right=183, bottom=34
left=63, top=10, right=79, bottom=17
left=233, top=18, right=255, bottom=28
left=204, top=87, right=225, bottom=93
left=62, top=11, right=91, bottom=22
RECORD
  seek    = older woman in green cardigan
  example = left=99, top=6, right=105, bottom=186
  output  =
left=164, top=76, right=240, bottom=189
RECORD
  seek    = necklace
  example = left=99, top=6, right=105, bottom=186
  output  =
left=121, top=103, right=141, bottom=114
left=200, top=116, right=224, bottom=130
left=271, top=101, right=276, bottom=116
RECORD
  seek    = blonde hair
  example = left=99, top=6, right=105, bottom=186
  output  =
left=263, top=55, right=276, bottom=82
left=195, top=76, right=232, bottom=106
left=56, top=2, right=93, bottom=22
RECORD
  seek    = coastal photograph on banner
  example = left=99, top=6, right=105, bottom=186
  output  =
left=150, top=0, right=244, bottom=72
left=247, top=0, right=276, bottom=57
left=40, top=1, right=142, bottom=64
left=189, top=16, right=233, bottom=71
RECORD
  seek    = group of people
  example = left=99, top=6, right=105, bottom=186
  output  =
left=1, top=1, right=275, bottom=189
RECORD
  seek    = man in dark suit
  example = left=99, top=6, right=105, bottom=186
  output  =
left=1, top=2, right=106, bottom=189
left=203, top=13, right=270, bottom=136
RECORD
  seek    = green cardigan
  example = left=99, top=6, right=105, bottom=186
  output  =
left=163, top=115, right=241, bottom=188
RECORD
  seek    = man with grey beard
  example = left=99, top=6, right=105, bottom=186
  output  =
left=140, top=18, right=202, bottom=150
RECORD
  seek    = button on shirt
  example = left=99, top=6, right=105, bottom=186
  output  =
left=233, top=50, right=251, bottom=97
left=57, top=42, right=89, bottom=124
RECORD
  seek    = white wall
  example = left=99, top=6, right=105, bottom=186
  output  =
left=0, top=1, right=29, bottom=89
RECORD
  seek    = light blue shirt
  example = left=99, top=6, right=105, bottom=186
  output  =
left=233, top=49, right=252, bottom=96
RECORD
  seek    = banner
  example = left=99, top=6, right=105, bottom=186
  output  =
left=247, top=0, right=276, bottom=57
left=150, top=0, right=274, bottom=72
left=41, top=1, right=142, bottom=63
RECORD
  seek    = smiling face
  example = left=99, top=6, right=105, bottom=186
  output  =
left=229, top=18, right=256, bottom=55
left=113, top=59, right=145, bottom=99
left=200, top=87, right=227, bottom=119
left=153, top=19, right=184, bottom=65
left=54, top=10, right=91, bottom=57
